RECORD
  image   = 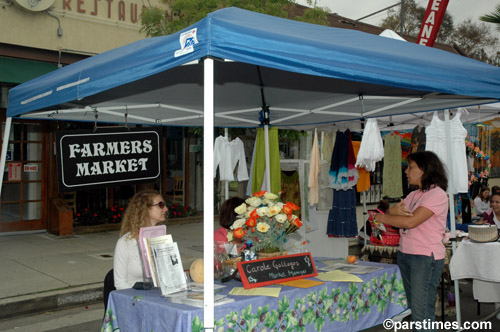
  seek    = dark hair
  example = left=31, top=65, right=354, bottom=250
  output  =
left=492, top=192, right=500, bottom=200
left=491, top=186, right=500, bottom=195
left=219, top=196, right=245, bottom=229
left=477, top=185, right=491, bottom=203
left=406, top=151, right=448, bottom=192
left=377, top=199, right=390, bottom=212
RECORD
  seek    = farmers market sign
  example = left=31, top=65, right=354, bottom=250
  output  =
left=56, top=128, right=162, bottom=192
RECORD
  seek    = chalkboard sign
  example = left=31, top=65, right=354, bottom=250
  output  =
left=237, top=253, right=317, bottom=289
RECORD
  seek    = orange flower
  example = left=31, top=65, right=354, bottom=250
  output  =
left=282, top=205, right=293, bottom=214
left=292, top=218, right=303, bottom=228
left=250, top=209, right=259, bottom=219
left=285, top=202, right=300, bottom=211
left=246, top=217, right=257, bottom=227
left=233, top=227, right=245, bottom=239
left=253, top=191, right=267, bottom=197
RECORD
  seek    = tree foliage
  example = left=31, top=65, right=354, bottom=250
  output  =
left=480, top=4, right=500, bottom=32
left=380, top=0, right=499, bottom=65
left=140, top=0, right=330, bottom=37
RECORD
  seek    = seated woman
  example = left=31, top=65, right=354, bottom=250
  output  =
left=473, top=185, right=490, bottom=216
left=476, top=191, right=500, bottom=228
left=113, top=189, right=168, bottom=290
left=215, top=196, right=245, bottom=244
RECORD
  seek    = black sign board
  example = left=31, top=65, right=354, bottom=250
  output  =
left=237, top=253, right=317, bottom=289
left=56, top=128, right=162, bottom=192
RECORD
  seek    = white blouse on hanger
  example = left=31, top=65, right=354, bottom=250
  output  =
left=213, top=136, right=249, bottom=181
left=355, top=118, right=384, bottom=172
left=425, top=109, right=468, bottom=193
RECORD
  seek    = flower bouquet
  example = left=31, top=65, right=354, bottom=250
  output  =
left=228, top=191, right=303, bottom=255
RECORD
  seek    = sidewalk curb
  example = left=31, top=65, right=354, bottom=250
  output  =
left=0, top=284, right=103, bottom=320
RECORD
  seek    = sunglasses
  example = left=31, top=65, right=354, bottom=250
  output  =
left=151, top=201, right=166, bottom=209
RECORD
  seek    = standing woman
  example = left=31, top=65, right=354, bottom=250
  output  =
left=374, top=151, right=448, bottom=331
left=473, top=185, right=490, bottom=216
left=113, top=189, right=168, bottom=290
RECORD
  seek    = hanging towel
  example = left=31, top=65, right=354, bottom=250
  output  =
left=308, top=129, right=320, bottom=206
left=251, top=127, right=281, bottom=194
left=355, top=118, right=384, bottom=172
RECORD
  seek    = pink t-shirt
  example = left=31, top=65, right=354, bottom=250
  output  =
left=214, top=227, right=228, bottom=244
left=399, top=186, right=448, bottom=259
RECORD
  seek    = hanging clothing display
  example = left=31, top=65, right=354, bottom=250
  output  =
left=355, top=118, right=384, bottom=172
left=382, top=134, right=403, bottom=198
left=327, top=188, right=358, bottom=237
left=410, top=124, right=426, bottom=153
left=321, top=131, right=335, bottom=161
left=328, top=129, right=358, bottom=190
left=213, top=136, right=249, bottom=181
left=425, top=110, right=468, bottom=193
left=400, top=132, right=412, bottom=167
left=308, top=129, right=320, bottom=205
left=351, top=141, right=370, bottom=192
left=281, top=170, right=301, bottom=217
left=250, top=127, right=281, bottom=194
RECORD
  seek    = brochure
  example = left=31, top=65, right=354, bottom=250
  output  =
left=138, top=225, right=167, bottom=284
left=149, top=240, right=188, bottom=296
left=166, top=290, right=234, bottom=308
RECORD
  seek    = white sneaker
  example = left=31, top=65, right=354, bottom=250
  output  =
left=392, top=308, right=411, bottom=322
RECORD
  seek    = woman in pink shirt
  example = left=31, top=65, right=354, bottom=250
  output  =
left=374, top=151, right=448, bottom=332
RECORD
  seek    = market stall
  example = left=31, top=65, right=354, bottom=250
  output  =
left=5, top=7, right=500, bottom=330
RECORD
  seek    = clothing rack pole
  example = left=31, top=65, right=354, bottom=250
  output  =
left=445, top=109, right=462, bottom=327
left=264, top=124, right=272, bottom=191
left=224, top=128, right=229, bottom=201
left=362, top=191, right=368, bottom=247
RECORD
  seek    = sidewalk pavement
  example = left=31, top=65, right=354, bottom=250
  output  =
left=0, top=220, right=205, bottom=320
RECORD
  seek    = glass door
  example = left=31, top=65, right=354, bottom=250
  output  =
left=1, top=120, right=47, bottom=232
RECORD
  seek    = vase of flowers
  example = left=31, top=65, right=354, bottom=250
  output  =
left=227, top=191, right=302, bottom=258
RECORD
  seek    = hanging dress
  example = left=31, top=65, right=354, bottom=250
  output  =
left=327, top=188, right=358, bottom=237
left=382, top=133, right=403, bottom=198
left=425, top=110, right=468, bottom=193
left=355, top=118, right=384, bottom=172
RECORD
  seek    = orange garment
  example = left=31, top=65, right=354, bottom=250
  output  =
left=352, top=141, right=370, bottom=192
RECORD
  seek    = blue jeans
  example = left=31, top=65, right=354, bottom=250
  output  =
left=397, top=251, right=444, bottom=332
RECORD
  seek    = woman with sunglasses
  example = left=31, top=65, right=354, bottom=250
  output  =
left=113, top=189, right=168, bottom=290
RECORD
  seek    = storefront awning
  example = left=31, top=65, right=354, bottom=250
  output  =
left=0, top=57, right=58, bottom=84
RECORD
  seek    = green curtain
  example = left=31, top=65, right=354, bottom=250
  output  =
left=251, top=127, right=281, bottom=194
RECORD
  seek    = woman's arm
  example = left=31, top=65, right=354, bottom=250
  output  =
left=113, top=237, right=130, bottom=290
left=375, top=206, right=434, bottom=229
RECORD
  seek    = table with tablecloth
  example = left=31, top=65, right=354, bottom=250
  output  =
left=450, top=239, right=500, bottom=303
left=102, top=260, right=407, bottom=332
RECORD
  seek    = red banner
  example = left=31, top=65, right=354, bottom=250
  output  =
left=416, top=0, right=450, bottom=47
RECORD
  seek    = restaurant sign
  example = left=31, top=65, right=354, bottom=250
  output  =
left=56, top=128, right=162, bottom=192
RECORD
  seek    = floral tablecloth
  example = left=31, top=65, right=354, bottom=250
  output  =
left=102, top=260, right=407, bottom=332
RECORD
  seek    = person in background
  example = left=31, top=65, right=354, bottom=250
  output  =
left=491, top=185, right=500, bottom=195
left=473, top=185, right=490, bottom=216
left=374, top=151, right=448, bottom=332
left=113, top=189, right=168, bottom=290
left=215, top=196, right=245, bottom=244
left=476, top=192, right=500, bottom=228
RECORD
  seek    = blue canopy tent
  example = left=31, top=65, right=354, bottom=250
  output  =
left=5, top=7, right=500, bottom=329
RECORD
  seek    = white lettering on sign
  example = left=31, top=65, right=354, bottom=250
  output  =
left=75, top=158, right=149, bottom=176
left=418, top=0, right=444, bottom=46
left=68, top=140, right=153, bottom=158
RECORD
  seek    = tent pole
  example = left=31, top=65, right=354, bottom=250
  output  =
left=224, top=128, right=229, bottom=201
left=363, top=191, right=367, bottom=247
left=444, top=109, right=461, bottom=327
left=203, top=57, right=215, bottom=331
left=263, top=124, right=271, bottom=191
left=0, top=117, right=12, bottom=195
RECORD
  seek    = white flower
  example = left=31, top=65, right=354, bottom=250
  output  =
left=256, top=222, right=270, bottom=233
left=264, top=192, right=278, bottom=200
left=268, top=205, right=281, bottom=216
left=246, top=197, right=261, bottom=207
left=275, top=214, right=287, bottom=223
left=234, top=203, right=247, bottom=215
left=257, top=207, right=270, bottom=217
left=230, top=218, right=246, bottom=230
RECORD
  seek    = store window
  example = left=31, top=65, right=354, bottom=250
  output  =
left=1, top=121, right=45, bottom=228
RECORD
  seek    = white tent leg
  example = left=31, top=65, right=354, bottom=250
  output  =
left=444, top=110, right=461, bottom=327
left=0, top=117, right=12, bottom=195
left=203, top=57, right=215, bottom=331
left=264, top=124, right=271, bottom=191
left=224, top=128, right=229, bottom=201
